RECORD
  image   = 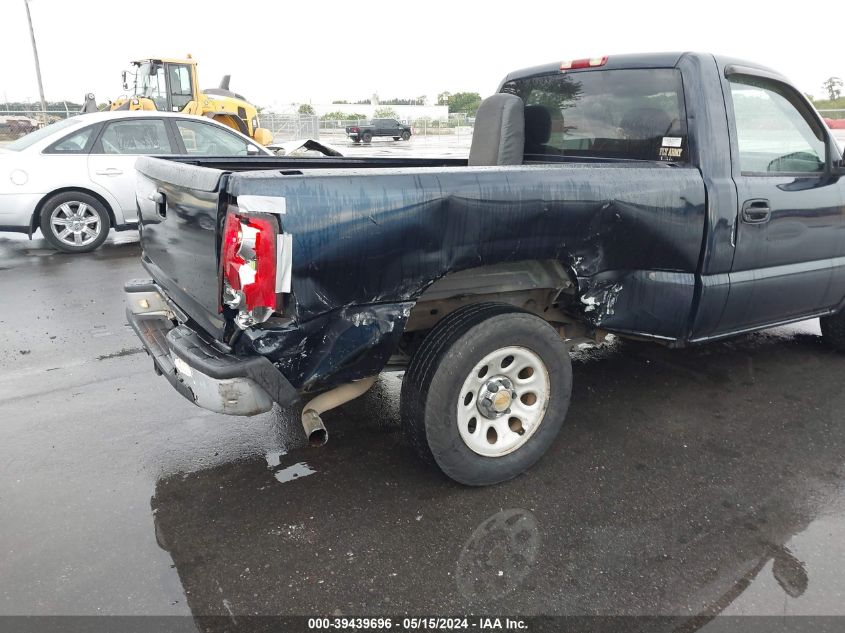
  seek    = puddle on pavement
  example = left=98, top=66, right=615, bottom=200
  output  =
left=147, top=330, right=845, bottom=618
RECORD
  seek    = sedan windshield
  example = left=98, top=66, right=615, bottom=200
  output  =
left=4, top=117, right=82, bottom=151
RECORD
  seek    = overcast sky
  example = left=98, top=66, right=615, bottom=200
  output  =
left=0, top=0, right=841, bottom=110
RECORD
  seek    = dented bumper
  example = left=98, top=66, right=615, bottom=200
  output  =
left=125, top=280, right=298, bottom=416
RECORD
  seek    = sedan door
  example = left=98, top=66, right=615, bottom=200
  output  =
left=88, top=118, right=176, bottom=224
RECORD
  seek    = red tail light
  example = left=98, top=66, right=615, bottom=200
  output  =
left=220, top=210, right=279, bottom=319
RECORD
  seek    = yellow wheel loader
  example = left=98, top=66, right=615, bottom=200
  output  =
left=108, top=56, right=273, bottom=145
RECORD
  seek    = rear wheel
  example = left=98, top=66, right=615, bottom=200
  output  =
left=352, top=137, right=361, bottom=143
left=821, top=313, right=845, bottom=352
left=39, top=192, right=110, bottom=253
left=401, top=130, right=411, bottom=141
left=400, top=303, right=572, bottom=486
left=362, top=131, right=373, bottom=143
left=393, top=136, right=400, bottom=141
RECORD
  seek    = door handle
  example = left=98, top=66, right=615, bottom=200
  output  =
left=95, top=168, right=123, bottom=176
left=741, top=199, right=771, bottom=224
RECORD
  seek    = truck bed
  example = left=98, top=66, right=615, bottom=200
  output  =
left=136, top=155, right=707, bottom=391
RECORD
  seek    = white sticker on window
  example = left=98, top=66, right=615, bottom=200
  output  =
left=662, top=137, right=683, bottom=148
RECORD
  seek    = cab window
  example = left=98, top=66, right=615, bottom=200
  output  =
left=97, top=119, right=172, bottom=154
left=728, top=76, right=826, bottom=174
left=175, top=119, right=255, bottom=156
left=501, top=68, right=688, bottom=162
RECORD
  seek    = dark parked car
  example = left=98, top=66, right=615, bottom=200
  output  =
left=128, top=52, right=845, bottom=486
left=345, top=118, right=412, bottom=143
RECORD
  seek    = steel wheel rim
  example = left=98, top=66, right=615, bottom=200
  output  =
left=457, top=345, right=550, bottom=457
left=50, top=202, right=101, bottom=247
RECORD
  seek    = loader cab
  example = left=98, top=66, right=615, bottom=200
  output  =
left=127, top=59, right=198, bottom=113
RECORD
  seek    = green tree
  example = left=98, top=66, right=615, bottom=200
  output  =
left=446, top=92, right=482, bottom=117
left=822, top=77, right=843, bottom=101
left=320, top=111, right=368, bottom=121
left=298, top=103, right=315, bottom=115
left=374, top=107, right=399, bottom=119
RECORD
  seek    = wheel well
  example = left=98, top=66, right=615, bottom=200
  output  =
left=404, top=260, right=579, bottom=334
left=30, top=187, right=116, bottom=236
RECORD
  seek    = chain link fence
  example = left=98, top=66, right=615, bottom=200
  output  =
left=0, top=106, right=77, bottom=141
left=3, top=102, right=844, bottom=144
left=257, top=113, right=320, bottom=141
left=257, top=113, right=475, bottom=146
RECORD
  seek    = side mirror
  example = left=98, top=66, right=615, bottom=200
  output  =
left=246, top=145, right=261, bottom=155
left=825, top=133, right=845, bottom=175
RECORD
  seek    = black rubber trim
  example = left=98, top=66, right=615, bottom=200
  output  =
left=125, top=307, right=195, bottom=403
left=124, top=278, right=158, bottom=293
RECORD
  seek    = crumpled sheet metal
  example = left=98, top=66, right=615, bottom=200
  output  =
left=229, top=163, right=706, bottom=386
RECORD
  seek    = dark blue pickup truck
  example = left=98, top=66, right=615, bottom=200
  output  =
left=128, top=52, right=845, bottom=485
left=345, top=118, right=412, bottom=143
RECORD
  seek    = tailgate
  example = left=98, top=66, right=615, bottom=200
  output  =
left=135, top=156, right=227, bottom=339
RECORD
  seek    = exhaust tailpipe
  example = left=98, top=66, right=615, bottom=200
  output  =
left=302, top=409, right=328, bottom=447
left=300, top=376, right=378, bottom=447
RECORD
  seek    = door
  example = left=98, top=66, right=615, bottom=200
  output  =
left=88, top=118, right=175, bottom=223
left=720, top=73, right=845, bottom=331
left=166, top=63, right=194, bottom=112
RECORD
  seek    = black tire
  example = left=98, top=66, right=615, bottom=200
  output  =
left=362, top=131, right=373, bottom=143
left=401, top=130, right=411, bottom=141
left=392, top=136, right=400, bottom=141
left=400, top=303, right=572, bottom=486
left=821, top=312, right=845, bottom=352
left=39, top=191, right=110, bottom=253
left=351, top=136, right=361, bottom=143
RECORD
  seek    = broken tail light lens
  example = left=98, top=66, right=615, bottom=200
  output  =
left=221, top=210, right=279, bottom=324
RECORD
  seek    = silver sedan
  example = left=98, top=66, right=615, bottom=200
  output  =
left=0, top=111, right=272, bottom=253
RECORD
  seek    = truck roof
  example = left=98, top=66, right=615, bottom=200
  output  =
left=501, top=52, right=786, bottom=85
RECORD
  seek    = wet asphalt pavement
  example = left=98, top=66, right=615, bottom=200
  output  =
left=2, top=226, right=845, bottom=628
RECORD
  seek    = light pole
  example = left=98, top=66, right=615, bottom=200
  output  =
left=23, top=0, right=48, bottom=122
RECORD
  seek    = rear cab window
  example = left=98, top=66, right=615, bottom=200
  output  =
left=501, top=68, right=688, bottom=163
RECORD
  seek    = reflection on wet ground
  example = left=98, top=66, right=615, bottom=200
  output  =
left=151, top=325, right=845, bottom=620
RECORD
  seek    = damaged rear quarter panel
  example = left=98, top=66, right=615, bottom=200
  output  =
left=229, top=163, right=706, bottom=387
